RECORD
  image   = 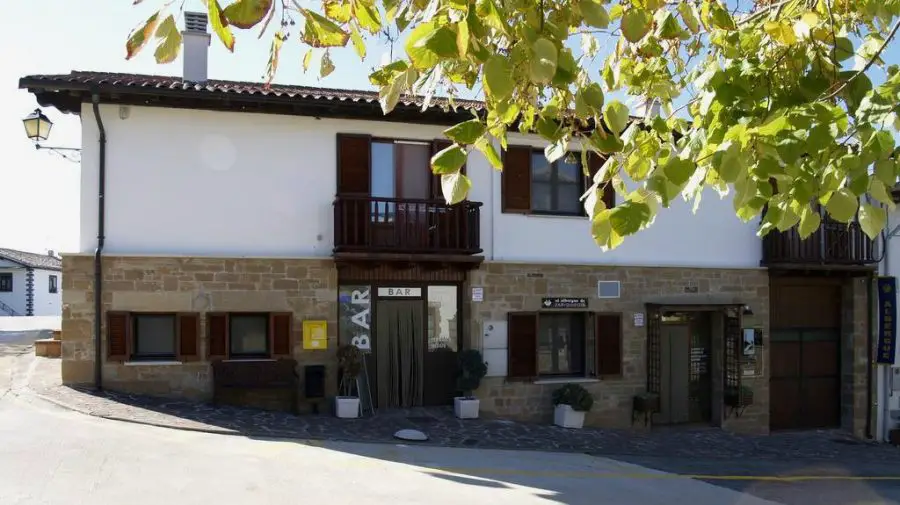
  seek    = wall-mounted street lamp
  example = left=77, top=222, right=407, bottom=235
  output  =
left=22, top=108, right=81, bottom=162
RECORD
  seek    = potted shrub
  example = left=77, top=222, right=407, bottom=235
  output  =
left=454, top=349, right=488, bottom=419
left=552, top=383, right=594, bottom=429
left=724, top=385, right=754, bottom=408
left=632, top=392, right=660, bottom=414
left=335, top=344, right=363, bottom=418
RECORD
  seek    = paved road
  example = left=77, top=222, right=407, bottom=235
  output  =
left=2, top=348, right=899, bottom=505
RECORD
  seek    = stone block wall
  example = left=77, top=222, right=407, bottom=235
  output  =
left=61, top=255, right=338, bottom=407
left=466, top=263, right=771, bottom=434
left=842, top=276, right=872, bottom=438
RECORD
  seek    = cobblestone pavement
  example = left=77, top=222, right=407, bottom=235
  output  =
left=17, top=354, right=900, bottom=466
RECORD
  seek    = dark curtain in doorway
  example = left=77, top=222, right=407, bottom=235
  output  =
left=376, top=300, right=424, bottom=408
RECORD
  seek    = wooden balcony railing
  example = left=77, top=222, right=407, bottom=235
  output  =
left=333, top=195, right=482, bottom=255
left=762, top=220, right=880, bottom=266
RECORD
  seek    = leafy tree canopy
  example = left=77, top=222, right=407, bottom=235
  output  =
left=126, top=0, right=900, bottom=249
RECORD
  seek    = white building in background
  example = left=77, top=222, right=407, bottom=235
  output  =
left=0, top=248, right=62, bottom=317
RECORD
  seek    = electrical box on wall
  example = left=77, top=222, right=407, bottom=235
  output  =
left=893, top=367, right=900, bottom=392
left=483, top=321, right=507, bottom=349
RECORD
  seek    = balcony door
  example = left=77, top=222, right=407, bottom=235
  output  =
left=371, top=141, right=432, bottom=248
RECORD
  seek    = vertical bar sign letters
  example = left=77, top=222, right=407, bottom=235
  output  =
left=877, top=276, right=897, bottom=364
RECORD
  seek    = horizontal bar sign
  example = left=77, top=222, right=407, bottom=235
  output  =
left=378, top=287, right=422, bottom=297
left=542, top=297, right=588, bottom=309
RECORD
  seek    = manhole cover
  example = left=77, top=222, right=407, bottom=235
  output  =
left=394, top=429, right=429, bottom=441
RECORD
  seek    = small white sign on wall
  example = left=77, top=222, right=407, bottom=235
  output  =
left=472, top=287, right=484, bottom=302
left=377, top=287, right=422, bottom=297
left=633, top=312, right=645, bottom=327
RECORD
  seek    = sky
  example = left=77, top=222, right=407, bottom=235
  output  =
left=1, top=0, right=393, bottom=255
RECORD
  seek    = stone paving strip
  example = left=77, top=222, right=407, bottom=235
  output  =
left=15, top=354, right=900, bottom=464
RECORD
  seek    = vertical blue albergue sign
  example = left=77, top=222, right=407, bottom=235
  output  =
left=877, top=277, right=898, bottom=365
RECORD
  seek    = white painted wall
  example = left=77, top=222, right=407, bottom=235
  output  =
left=79, top=104, right=762, bottom=268
left=31, top=269, right=62, bottom=316
left=0, top=260, right=27, bottom=316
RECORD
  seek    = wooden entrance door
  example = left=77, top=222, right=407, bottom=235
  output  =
left=769, top=280, right=842, bottom=430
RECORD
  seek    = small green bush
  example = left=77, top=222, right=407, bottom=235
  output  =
left=552, top=383, right=594, bottom=412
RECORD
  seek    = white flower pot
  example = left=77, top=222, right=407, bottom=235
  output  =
left=335, top=396, right=360, bottom=418
left=554, top=404, right=585, bottom=429
left=454, top=397, right=480, bottom=419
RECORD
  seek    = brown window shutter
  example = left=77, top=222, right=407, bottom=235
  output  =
left=587, top=152, right=615, bottom=209
left=270, top=312, right=293, bottom=358
left=507, top=312, right=538, bottom=378
left=207, top=313, right=228, bottom=361
left=177, top=313, right=201, bottom=362
left=106, top=311, right=131, bottom=363
left=430, top=139, right=466, bottom=200
left=336, top=134, right=372, bottom=195
left=596, top=313, right=623, bottom=377
left=502, top=146, right=532, bottom=213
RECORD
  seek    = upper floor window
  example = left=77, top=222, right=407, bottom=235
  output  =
left=0, top=273, right=12, bottom=292
left=49, top=275, right=58, bottom=294
left=502, top=146, right=615, bottom=216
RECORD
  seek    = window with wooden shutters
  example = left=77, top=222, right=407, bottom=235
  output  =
left=270, top=312, right=293, bottom=358
left=507, top=312, right=537, bottom=378
left=207, top=313, right=229, bottom=361
left=107, top=312, right=131, bottom=363
left=595, top=313, right=623, bottom=377
left=132, top=314, right=177, bottom=361
left=336, top=134, right=372, bottom=195
left=502, top=146, right=532, bottom=213
left=177, top=313, right=201, bottom=361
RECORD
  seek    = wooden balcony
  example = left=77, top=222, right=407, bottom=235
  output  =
left=762, top=220, right=880, bottom=268
left=333, top=195, right=482, bottom=257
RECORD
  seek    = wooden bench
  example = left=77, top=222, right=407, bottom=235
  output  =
left=211, top=359, right=299, bottom=414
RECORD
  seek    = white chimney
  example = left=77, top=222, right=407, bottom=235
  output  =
left=182, top=12, right=210, bottom=83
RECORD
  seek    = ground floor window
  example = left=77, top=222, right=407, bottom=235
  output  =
left=508, top=312, right=622, bottom=379
left=106, top=312, right=199, bottom=363
left=206, top=312, right=293, bottom=360
left=0, top=273, right=12, bottom=292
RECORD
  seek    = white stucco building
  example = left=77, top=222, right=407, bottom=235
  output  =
left=0, top=248, right=62, bottom=317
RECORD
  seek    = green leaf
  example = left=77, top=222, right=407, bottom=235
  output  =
left=529, top=38, right=558, bottom=84
left=475, top=138, right=502, bottom=169
left=126, top=12, right=160, bottom=59
left=871, top=179, right=897, bottom=210
left=441, top=172, right=472, bottom=205
left=579, top=0, right=609, bottom=28
left=444, top=119, right=486, bottom=145
left=833, top=37, right=854, bottom=61
left=302, top=49, right=314, bottom=72
left=708, top=1, right=735, bottom=30
left=406, top=22, right=457, bottom=69
left=663, top=157, right=696, bottom=186
left=352, top=0, right=382, bottom=34
left=797, top=206, right=822, bottom=239
left=656, top=11, right=682, bottom=39
left=859, top=203, right=886, bottom=239
left=609, top=201, right=652, bottom=236
left=825, top=188, right=859, bottom=223
left=153, top=15, right=182, bottom=64
left=349, top=25, right=366, bottom=59
left=324, top=1, right=352, bottom=23
left=265, top=31, right=285, bottom=83
left=301, top=9, right=350, bottom=47
left=678, top=2, right=700, bottom=33
left=483, top=55, right=514, bottom=100
left=622, top=9, right=652, bottom=43
left=210, top=0, right=236, bottom=51
left=874, top=159, right=896, bottom=186
left=545, top=139, right=567, bottom=164
left=320, top=51, right=335, bottom=78
left=603, top=100, right=629, bottom=133
left=590, top=130, right=624, bottom=153
left=431, top=144, right=468, bottom=174
left=866, top=130, right=896, bottom=160
left=764, top=20, right=797, bottom=46
left=223, top=0, right=273, bottom=29
left=755, top=113, right=789, bottom=137
left=456, top=20, right=469, bottom=58
left=379, top=67, right=417, bottom=114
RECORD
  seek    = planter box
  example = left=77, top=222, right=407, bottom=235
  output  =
left=454, top=397, right=480, bottom=419
left=335, top=397, right=360, bottom=418
left=725, top=391, right=754, bottom=408
left=553, top=404, right=586, bottom=429
left=633, top=393, right=660, bottom=413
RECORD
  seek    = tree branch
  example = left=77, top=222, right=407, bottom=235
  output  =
left=822, top=18, right=900, bottom=100
left=737, top=0, right=793, bottom=26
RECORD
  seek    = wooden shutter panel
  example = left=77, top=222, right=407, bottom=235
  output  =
left=106, top=312, right=131, bottom=363
left=270, top=312, right=293, bottom=358
left=596, top=313, right=623, bottom=377
left=502, top=146, right=532, bottom=213
left=207, top=313, right=228, bottom=361
left=507, top=312, right=538, bottom=378
left=587, top=152, right=615, bottom=209
left=177, top=313, right=200, bottom=362
left=430, top=139, right=467, bottom=201
left=336, top=134, right=371, bottom=194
